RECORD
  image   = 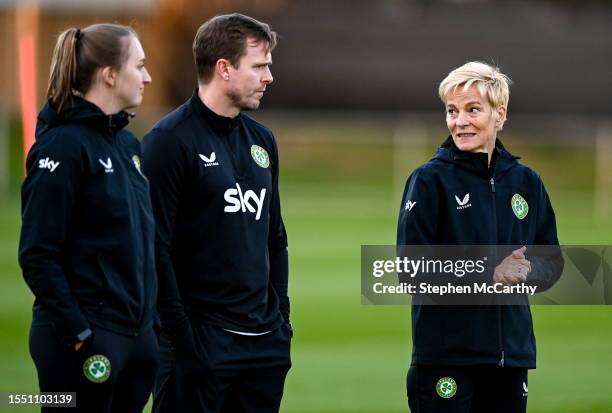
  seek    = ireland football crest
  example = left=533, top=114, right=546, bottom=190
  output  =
left=83, top=354, right=111, bottom=383
left=436, top=377, right=457, bottom=398
left=250, top=145, right=270, bottom=168
left=511, top=193, right=529, bottom=220
left=132, top=155, right=142, bottom=174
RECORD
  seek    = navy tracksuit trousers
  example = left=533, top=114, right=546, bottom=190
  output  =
left=30, top=323, right=159, bottom=413
left=407, top=365, right=528, bottom=413
left=153, top=319, right=292, bottom=413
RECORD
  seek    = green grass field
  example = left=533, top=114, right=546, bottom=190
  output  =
left=1, top=134, right=611, bottom=412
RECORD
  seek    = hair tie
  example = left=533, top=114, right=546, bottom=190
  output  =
left=75, top=28, right=81, bottom=40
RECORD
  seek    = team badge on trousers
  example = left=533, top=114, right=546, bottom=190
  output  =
left=83, top=354, right=111, bottom=383
left=436, top=377, right=457, bottom=398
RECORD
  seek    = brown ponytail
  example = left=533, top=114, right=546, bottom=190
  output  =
left=46, top=24, right=137, bottom=112
left=46, top=28, right=80, bottom=112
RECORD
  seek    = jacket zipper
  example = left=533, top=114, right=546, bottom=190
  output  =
left=129, top=146, right=148, bottom=334
left=490, top=177, right=505, bottom=367
left=114, top=135, right=147, bottom=335
left=220, top=130, right=246, bottom=180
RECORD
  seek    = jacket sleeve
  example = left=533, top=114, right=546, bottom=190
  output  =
left=395, top=168, right=481, bottom=301
left=527, top=176, right=564, bottom=292
left=141, top=129, right=193, bottom=350
left=18, top=133, right=91, bottom=344
left=397, top=168, right=438, bottom=245
left=268, top=137, right=290, bottom=322
left=396, top=169, right=440, bottom=287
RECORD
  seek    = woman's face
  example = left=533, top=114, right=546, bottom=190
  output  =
left=444, top=84, right=505, bottom=154
left=113, top=36, right=151, bottom=110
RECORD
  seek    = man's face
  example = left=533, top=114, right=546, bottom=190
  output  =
left=113, top=36, right=152, bottom=110
left=226, top=38, right=273, bottom=111
left=445, top=84, right=505, bottom=153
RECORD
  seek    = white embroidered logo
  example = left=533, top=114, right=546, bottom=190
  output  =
left=405, top=200, right=416, bottom=211
left=38, top=157, right=60, bottom=172
left=99, top=158, right=114, bottom=173
left=455, top=193, right=471, bottom=210
left=224, top=183, right=266, bottom=221
left=199, top=152, right=219, bottom=167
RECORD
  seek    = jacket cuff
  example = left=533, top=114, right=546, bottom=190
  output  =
left=74, top=328, right=93, bottom=344
left=54, top=313, right=91, bottom=346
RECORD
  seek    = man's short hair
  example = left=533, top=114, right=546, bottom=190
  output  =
left=193, top=13, right=277, bottom=84
left=439, top=61, right=512, bottom=129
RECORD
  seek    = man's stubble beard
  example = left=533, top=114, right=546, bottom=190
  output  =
left=227, top=89, right=260, bottom=112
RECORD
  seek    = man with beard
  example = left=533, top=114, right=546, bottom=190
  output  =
left=142, top=13, right=291, bottom=413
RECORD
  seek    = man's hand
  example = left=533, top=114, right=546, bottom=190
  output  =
left=493, top=246, right=531, bottom=286
left=74, top=341, right=84, bottom=351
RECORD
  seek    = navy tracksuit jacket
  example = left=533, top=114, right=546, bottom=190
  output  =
left=19, top=97, right=157, bottom=343
left=397, top=137, right=564, bottom=368
left=141, top=90, right=289, bottom=350
left=19, top=97, right=159, bottom=413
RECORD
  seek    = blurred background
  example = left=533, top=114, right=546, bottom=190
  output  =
left=1, top=0, right=611, bottom=412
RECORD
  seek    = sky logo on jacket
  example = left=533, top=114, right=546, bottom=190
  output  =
left=405, top=200, right=416, bottom=211
left=38, top=157, right=60, bottom=172
left=224, top=183, right=266, bottom=221
left=199, top=152, right=219, bottom=167
left=455, top=193, right=471, bottom=210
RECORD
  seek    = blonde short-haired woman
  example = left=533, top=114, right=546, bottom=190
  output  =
left=397, top=61, right=563, bottom=413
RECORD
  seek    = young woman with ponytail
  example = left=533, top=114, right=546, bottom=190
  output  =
left=19, top=24, right=158, bottom=412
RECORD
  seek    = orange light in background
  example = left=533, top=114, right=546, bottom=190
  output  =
left=16, top=4, right=39, bottom=171
left=18, top=32, right=37, bottom=167
left=156, top=0, right=185, bottom=17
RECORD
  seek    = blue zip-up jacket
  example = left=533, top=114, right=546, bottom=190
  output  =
left=397, top=136, right=563, bottom=368
left=19, top=97, right=157, bottom=344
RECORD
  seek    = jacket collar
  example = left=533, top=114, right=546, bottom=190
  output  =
left=434, top=135, right=520, bottom=178
left=189, top=89, right=241, bottom=134
left=36, top=95, right=131, bottom=141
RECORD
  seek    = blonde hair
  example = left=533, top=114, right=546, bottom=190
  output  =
left=439, top=61, right=512, bottom=130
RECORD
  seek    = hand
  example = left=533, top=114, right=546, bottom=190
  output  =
left=74, top=341, right=84, bottom=351
left=494, top=246, right=531, bottom=286
left=168, top=318, right=198, bottom=359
